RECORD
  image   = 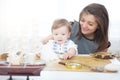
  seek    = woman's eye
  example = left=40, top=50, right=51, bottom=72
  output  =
left=88, top=22, right=94, bottom=26
left=80, top=19, right=84, bottom=22
left=55, top=34, right=58, bottom=35
left=89, top=24, right=93, bottom=26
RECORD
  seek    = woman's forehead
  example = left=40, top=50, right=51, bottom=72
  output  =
left=81, top=13, right=96, bottom=22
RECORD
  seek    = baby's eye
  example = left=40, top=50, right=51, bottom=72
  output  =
left=55, top=34, right=58, bottom=35
left=62, top=34, right=65, bottom=35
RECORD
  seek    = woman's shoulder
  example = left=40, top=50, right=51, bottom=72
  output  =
left=69, top=20, right=79, bottom=38
left=70, top=20, right=79, bottom=28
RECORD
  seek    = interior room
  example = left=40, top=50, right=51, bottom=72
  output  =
left=0, top=0, right=120, bottom=80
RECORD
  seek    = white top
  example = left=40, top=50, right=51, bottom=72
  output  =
left=40, top=39, right=77, bottom=62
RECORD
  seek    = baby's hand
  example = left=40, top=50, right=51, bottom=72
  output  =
left=63, top=52, right=75, bottom=60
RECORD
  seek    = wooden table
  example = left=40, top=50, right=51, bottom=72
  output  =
left=44, top=55, right=111, bottom=72
left=40, top=55, right=120, bottom=80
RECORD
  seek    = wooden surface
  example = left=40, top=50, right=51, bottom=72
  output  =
left=44, top=55, right=111, bottom=72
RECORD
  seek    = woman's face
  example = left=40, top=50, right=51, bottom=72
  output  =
left=80, top=13, right=98, bottom=38
left=52, top=26, right=70, bottom=44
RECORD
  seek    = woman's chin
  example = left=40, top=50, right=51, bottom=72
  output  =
left=82, top=30, right=91, bottom=35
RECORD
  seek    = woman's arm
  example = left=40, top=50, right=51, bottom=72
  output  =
left=100, top=41, right=111, bottom=52
left=101, top=48, right=108, bottom=52
left=41, top=34, right=53, bottom=44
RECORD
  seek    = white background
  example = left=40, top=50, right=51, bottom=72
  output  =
left=0, top=0, right=120, bottom=53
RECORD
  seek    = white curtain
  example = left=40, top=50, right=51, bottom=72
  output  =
left=0, top=0, right=120, bottom=53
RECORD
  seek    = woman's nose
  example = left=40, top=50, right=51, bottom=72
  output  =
left=82, top=22, right=87, bottom=28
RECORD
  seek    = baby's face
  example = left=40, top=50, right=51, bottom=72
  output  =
left=52, top=26, right=70, bottom=44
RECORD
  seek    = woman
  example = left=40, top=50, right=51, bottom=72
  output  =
left=42, top=3, right=110, bottom=54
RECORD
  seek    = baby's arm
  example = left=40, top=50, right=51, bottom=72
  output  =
left=63, top=48, right=76, bottom=59
left=40, top=40, right=59, bottom=62
left=63, top=40, right=78, bottom=59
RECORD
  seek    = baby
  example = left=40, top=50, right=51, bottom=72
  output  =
left=40, top=19, right=77, bottom=62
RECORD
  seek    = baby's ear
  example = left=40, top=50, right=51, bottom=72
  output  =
left=68, top=32, right=71, bottom=37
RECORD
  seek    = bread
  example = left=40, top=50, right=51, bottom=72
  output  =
left=7, top=51, right=24, bottom=65
left=91, top=52, right=116, bottom=59
left=0, top=53, right=8, bottom=60
left=35, top=54, right=40, bottom=60
left=104, top=63, right=120, bottom=72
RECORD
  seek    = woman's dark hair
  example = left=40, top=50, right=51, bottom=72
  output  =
left=78, top=3, right=109, bottom=51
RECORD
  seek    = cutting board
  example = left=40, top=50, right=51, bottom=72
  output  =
left=44, top=55, right=111, bottom=72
